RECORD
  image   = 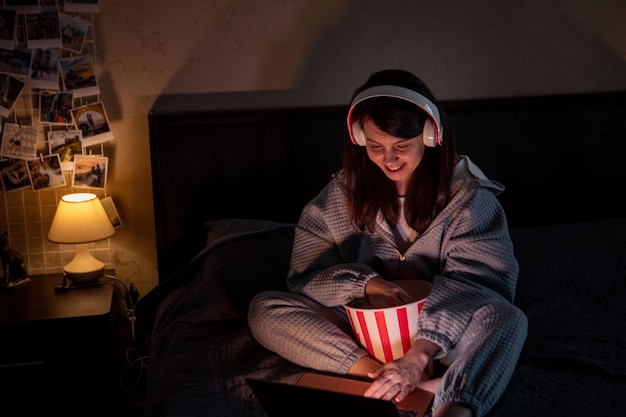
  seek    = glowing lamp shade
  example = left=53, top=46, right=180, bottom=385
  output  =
left=48, top=193, right=115, bottom=285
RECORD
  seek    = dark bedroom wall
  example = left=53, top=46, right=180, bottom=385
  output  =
left=94, top=0, right=626, bottom=295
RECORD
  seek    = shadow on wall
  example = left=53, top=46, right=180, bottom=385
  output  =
left=290, top=0, right=626, bottom=100
left=165, top=0, right=626, bottom=103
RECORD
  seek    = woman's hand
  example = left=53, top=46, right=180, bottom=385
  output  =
left=364, top=277, right=414, bottom=308
left=363, top=339, right=440, bottom=403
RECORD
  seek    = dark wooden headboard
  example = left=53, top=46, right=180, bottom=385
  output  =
left=149, top=91, right=626, bottom=282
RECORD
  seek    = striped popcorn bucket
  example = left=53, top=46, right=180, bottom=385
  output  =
left=344, top=280, right=431, bottom=363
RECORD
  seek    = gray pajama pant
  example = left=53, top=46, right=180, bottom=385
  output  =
left=248, top=290, right=528, bottom=417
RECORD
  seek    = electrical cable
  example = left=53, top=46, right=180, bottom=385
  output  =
left=100, top=274, right=149, bottom=405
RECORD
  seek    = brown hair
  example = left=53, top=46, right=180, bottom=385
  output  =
left=342, top=69, right=458, bottom=233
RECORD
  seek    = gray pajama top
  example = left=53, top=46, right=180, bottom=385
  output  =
left=282, top=156, right=527, bottom=414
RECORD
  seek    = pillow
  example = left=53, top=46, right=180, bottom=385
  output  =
left=198, top=219, right=296, bottom=320
left=205, top=218, right=293, bottom=245
left=510, top=217, right=626, bottom=313
left=138, top=219, right=295, bottom=331
left=509, top=217, right=626, bottom=374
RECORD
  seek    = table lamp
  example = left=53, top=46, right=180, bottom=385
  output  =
left=47, top=193, right=115, bottom=285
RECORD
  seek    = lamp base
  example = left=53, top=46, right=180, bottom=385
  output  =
left=65, top=267, right=104, bottom=285
left=62, top=243, right=106, bottom=285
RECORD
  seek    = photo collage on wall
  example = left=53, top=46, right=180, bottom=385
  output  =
left=0, top=1, right=115, bottom=198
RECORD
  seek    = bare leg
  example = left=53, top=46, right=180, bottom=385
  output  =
left=418, top=377, right=441, bottom=394
left=347, top=355, right=380, bottom=378
left=433, top=402, right=472, bottom=417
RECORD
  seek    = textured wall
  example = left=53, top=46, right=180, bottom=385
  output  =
left=94, top=0, right=626, bottom=295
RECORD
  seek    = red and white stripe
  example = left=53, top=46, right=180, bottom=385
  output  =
left=346, top=299, right=426, bottom=363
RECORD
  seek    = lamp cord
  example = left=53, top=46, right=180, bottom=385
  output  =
left=51, top=273, right=148, bottom=404
left=101, top=274, right=149, bottom=402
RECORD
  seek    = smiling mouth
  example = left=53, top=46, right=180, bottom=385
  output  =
left=386, top=164, right=404, bottom=172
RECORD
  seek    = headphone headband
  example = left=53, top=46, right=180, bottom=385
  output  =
left=347, top=85, right=443, bottom=147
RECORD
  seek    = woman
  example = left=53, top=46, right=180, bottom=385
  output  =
left=248, top=69, right=528, bottom=417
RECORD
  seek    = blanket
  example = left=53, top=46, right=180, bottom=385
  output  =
left=137, top=217, right=626, bottom=417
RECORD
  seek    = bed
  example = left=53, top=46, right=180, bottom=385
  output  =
left=136, top=90, right=626, bottom=417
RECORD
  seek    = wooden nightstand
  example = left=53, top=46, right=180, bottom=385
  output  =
left=0, top=272, right=126, bottom=416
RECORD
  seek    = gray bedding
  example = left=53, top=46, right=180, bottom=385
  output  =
left=137, top=217, right=626, bottom=417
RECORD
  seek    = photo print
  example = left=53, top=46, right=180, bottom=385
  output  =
left=28, top=48, right=59, bottom=90
left=4, top=0, right=39, bottom=4
left=0, top=157, right=31, bottom=191
left=70, top=101, right=113, bottom=146
left=0, top=73, right=25, bottom=117
left=59, top=11, right=87, bottom=54
left=60, top=53, right=99, bottom=98
left=72, top=154, right=107, bottom=189
left=40, top=90, right=72, bottom=124
left=100, top=196, right=122, bottom=228
left=0, top=45, right=31, bottom=77
left=3, top=1, right=40, bottom=14
left=48, top=129, right=81, bottom=171
left=24, top=7, right=62, bottom=50
left=63, top=0, right=99, bottom=14
left=0, top=123, right=38, bottom=159
left=27, top=153, right=65, bottom=191
left=0, top=8, right=17, bottom=50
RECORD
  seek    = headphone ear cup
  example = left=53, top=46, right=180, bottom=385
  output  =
left=351, top=122, right=366, bottom=146
left=422, top=119, right=436, bottom=147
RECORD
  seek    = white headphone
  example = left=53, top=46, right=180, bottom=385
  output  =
left=347, top=85, right=443, bottom=147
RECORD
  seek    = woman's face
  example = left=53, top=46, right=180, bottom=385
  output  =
left=363, top=118, right=425, bottom=195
